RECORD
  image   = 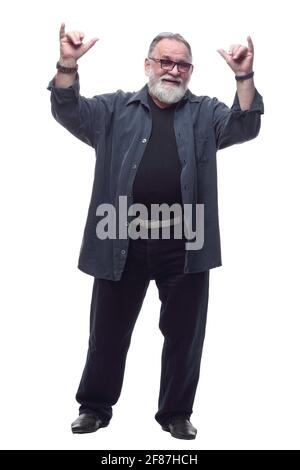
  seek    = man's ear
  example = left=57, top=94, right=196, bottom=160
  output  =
left=144, top=57, right=150, bottom=76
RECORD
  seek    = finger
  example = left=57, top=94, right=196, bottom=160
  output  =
left=228, top=44, right=239, bottom=56
left=67, top=31, right=82, bottom=45
left=216, top=48, right=231, bottom=62
left=230, top=46, right=239, bottom=58
left=232, top=45, right=247, bottom=59
left=228, top=45, right=234, bottom=55
left=247, top=35, right=254, bottom=53
left=74, top=31, right=83, bottom=44
left=229, top=44, right=241, bottom=57
left=82, top=37, right=99, bottom=53
left=79, top=31, right=85, bottom=40
left=59, top=22, right=65, bottom=40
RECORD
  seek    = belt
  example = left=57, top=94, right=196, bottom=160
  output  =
left=132, top=215, right=182, bottom=229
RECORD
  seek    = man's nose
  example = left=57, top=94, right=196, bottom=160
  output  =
left=168, top=65, right=181, bottom=76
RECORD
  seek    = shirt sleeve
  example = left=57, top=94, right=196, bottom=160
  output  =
left=212, top=88, right=264, bottom=150
left=46, top=73, right=109, bottom=148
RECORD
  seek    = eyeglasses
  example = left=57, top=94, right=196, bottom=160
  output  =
left=148, top=57, right=193, bottom=73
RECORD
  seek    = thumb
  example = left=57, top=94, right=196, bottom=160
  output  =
left=216, top=48, right=231, bottom=62
left=83, top=37, right=99, bottom=53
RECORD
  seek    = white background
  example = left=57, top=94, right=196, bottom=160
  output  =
left=0, top=0, right=299, bottom=450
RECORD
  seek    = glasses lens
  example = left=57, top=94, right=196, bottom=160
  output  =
left=160, top=59, right=174, bottom=70
left=178, top=63, right=191, bottom=73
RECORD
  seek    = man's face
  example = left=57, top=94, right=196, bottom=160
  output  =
left=145, top=38, right=193, bottom=105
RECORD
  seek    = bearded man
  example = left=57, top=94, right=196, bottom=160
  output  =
left=47, top=24, right=264, bottom=440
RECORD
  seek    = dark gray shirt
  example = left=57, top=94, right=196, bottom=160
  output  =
left=47, top=74, right=264, bottom=280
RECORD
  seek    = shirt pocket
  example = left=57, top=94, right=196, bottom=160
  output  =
left=194, top=135, right=209, bottom=165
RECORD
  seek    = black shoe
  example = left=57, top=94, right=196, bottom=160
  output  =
left=162, top=418, right=197, bottom=440
left=71, top=413, right=109, bottom=434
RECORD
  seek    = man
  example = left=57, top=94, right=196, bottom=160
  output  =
left=47, top=23, right=264, bottom=440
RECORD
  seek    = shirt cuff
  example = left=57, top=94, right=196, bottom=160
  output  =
left=231, top=88, right=264, bottom=114
left=46, top=72, right=80, bottom=104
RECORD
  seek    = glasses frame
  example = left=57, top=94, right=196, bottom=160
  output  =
left=148, top=57, right=193, bottom=73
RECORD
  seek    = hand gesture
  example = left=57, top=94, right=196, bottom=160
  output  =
left=59, top=22, right=99, bottom=62
left=217, top=36, right=254, bottom=75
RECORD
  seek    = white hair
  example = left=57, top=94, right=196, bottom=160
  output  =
left=148, top=32, right=193, bottom=61
left=147, top=69, right=191, bottom=104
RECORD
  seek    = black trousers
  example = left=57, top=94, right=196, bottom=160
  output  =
left=75, top=234, right=210, bottom=427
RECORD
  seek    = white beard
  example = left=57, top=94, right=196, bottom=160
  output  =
left=147, top=69, right=190, bottom=104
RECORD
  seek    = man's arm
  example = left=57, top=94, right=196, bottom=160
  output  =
left=212, top=86, right=264, bottom=150
left=217, top=35, right=257, bottom=111
left=54, top=23, right=98, bottom=88
left=47, top=23, right=102, bottom=147
left=213, top=35, right=264, bottom=149
left=55, top=58, right=77, bottom=88
left=236, top=77, right=255, bottom=111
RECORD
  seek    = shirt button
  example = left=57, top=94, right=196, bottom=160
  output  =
left=141, top=138, right=147, bottom=144
left=184, top=185, right=189, bottom=190
left=121, top=249, right=126, bottom=255
left=132, top=164, right=137, bottom=169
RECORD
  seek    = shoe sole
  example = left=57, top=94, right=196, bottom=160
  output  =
left=161, top=426, right=196, bottom=440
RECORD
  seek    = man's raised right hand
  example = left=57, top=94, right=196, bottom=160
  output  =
left=59, top=22, right=99, bottom=65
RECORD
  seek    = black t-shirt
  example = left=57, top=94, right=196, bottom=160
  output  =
left=132, top=92, right=184, bottom=238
